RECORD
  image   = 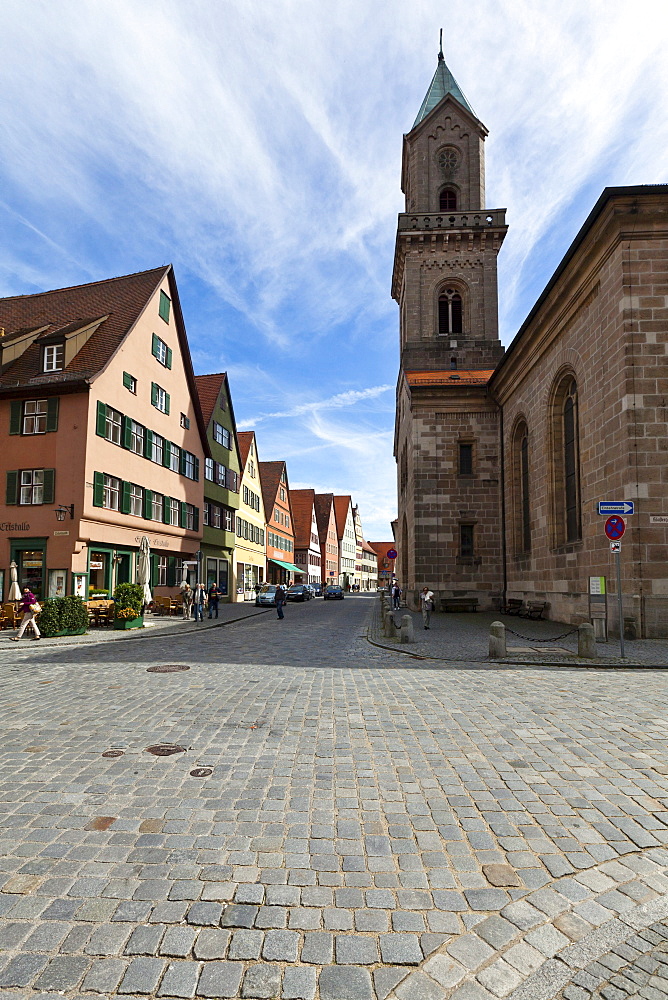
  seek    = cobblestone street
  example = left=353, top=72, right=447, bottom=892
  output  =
left=1, top=594, right=668, bottom=999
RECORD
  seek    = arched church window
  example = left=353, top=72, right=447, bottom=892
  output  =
left=520, top=431, right=530, bottom=552
left=440, top=188, right=457, bottom=211
left=438, top=288, right=463, bottom=335
left=563, top=379, right=580, bottom=542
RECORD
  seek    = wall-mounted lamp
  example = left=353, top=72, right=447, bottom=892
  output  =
left=55, top=504, right=75, bottom=521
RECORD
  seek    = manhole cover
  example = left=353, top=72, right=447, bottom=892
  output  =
left=146, top=664, right=190, bottom=673
left=101, top=750, right=124, bottom=758
left=145, top=744, right=186, bottom=756
left=190, top=767, right=213, bottom=777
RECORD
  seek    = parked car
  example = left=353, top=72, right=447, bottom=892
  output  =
left=287, top=585, right=311, bottom=602
left=256, top=584, right=278, bottom=606
left=324, top=585, right=344, bottom=600
left=312, top=583, right=322, bottom=597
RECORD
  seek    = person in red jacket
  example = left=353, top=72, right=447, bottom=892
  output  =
left=12, top=587, right=41, bottom=640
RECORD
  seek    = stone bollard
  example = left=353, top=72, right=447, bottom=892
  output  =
left=489, top=621, right=506, bottom=658
left=400, top=614, right=415, bottom=644
left=578, top=622, right=597, bottom=658
left=384, top=613, right=397, bottom=639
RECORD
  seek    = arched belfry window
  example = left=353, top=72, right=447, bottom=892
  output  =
left=438, top=288, right=463, bottom=335
left=563, top=379, right=580, bottom=542
left=440, top=188, right=457, bottom=211
left=551, top=373, right=582, bottom=546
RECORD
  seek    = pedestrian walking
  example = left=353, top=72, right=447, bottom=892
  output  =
left=11, top=587, right=41, bottom=640
left=193, top=582, right=206, bottom=622
left=180, top=582, right=193, bottom=620
left=275, top=584, right=287, bottom=620
left=207, top=582, right=220, bottom=619
left=420, top=586, right=434, bottom=629
left=392, top=582, right=402, bottom=609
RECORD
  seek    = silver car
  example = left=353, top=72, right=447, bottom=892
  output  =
left=255, top=584, right=278, bottom=606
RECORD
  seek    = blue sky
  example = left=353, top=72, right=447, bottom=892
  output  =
left=1, top=0, right=666, bottom=539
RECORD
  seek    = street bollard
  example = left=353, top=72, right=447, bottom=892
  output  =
left=384, top=613, right=397, bottom=639
left=578, top=622, right=597, bottom=658
left=489, top=621, right=506, bottom=658
left=400, top=614, right=415, bottom=644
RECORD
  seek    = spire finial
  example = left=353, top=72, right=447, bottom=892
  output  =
left=438, top=28, right=444, bottom=61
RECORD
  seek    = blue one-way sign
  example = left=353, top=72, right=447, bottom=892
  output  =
left=598, top=501, right=634, bottom=515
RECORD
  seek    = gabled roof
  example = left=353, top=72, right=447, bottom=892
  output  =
left=362, top=540, right=377, bottom=555
left=0, top=266, right=169, bottom=389
left=333, top=495, right=352, bottom=540
left=369, top=542, right=397, bottom=560
left=195, top=372, right=227, bottom=428
left=237, top=430, right=255, bottom=468
left=289, top=489, right=317, bottom=550
left=406, top=370, right=494, bottom=387
left=259, top=460, right=293, bottom=532
left=412, top=48, right=475, bottom=129
left=314, top=493, right=335, bottom=539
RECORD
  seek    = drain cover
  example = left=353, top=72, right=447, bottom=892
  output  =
left=146, top=664, right=190, bottom=673
left=101, top=750, right=124, bottom=758
left=145, top=744, right=186, bottom=756
left=189, top=767, right=213, bottom=777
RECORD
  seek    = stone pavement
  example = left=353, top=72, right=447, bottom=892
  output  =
left=1, top=594, right=668, bottom=998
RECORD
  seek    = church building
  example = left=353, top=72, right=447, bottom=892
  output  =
left=393, top=45, right=668, bottom=638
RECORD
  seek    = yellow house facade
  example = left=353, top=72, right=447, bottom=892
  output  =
left=234, top=431, right=267, bottom=601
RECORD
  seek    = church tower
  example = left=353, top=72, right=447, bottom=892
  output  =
left=393, top=41, right=506, bottom=608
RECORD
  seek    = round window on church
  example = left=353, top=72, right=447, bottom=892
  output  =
left=437, top=147, right=459, bottom=177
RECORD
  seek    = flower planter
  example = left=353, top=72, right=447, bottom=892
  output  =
left=41, top=627, right=88, bottom=638
left=114, top=616, right=144, bottom=630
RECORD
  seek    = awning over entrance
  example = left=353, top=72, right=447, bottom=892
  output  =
left=269, top=558, right=304, bottom=576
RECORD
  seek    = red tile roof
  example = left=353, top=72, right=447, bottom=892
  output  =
left=194, top=372, right=227, bottom=428
left=369, top=542, right=397, bottom=561
left=405, top=369, right=494, bottom=387
left=314, top=493, right=335, bottom=540
left=333, top=495, right=352, bottom=540
left=237, top=430, right=255, bottom=468
left=289, top=489, right=317, bottom=549
left=259, top=461, right=292, bottom=532
left=0, top=267, right=169, bottom=389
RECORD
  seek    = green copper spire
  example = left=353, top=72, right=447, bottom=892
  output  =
left=412, top=31, right=475, bottom=128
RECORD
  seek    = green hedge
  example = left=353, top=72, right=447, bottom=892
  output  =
left=39, top=596, right=88, bottom=637
left=113, top=582, right=144, bottom=618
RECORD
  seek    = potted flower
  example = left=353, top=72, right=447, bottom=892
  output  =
left=113, top=583, right=144, bottom=629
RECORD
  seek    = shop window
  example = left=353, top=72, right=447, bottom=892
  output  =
left=88, top=551, right=108, bottom=594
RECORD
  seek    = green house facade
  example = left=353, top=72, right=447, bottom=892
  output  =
left=194, top=373, right=241, bottom=601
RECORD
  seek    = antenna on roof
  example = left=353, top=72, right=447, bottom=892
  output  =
left=438, top=28, right=444, bottom=61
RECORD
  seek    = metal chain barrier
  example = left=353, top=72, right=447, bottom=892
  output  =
left=504, top=625, right=580, bottom=643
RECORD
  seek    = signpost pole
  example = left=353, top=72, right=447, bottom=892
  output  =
left=616, top=550, right=625, bottom=660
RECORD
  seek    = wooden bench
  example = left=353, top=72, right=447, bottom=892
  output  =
left=519, top=601, right=549, bottom=620
left=442, top=597, right=479, bottom=613
left=503, top=599, right=524, bottom=616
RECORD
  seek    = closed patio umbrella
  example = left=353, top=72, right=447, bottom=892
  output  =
left=8, top=561, right=21, bottom=601
left=137, top=536, right=152, bottom=606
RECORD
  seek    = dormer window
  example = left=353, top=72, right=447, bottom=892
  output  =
left=43, top=343, right=64, bottom=372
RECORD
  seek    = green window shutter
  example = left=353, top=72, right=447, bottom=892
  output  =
left=159, top=290, right=171, bottom=322
left=9, top=400, right=22, bottom=435
left=194, top=457, right=200, bottom=482
left=42, top=469, right=55, bottom=504
left=164, top=392, right=170, bottom=415
left=5, top=470, right=18, bottom=504
left=46, top=397, right=59, bottom=432
left=144, top=429, right=153, bottom=459
left=167, top=559, right=176, bottom=587
left=122, top=415, right=132, bottom=449
left=93, top=472, right=105, bottom=507
left=162, top=440, right=171, bottom=468
left=152, top=333, right=159, bottom=359
left=121, top=481, right=132, bottom=514
left=123, top=371, right=133, bottom=390
left=151, top=553, right=159, bottom=585
left=144, top=489, right=153, bottom=519
left=180, top=501, right=187, bottom=528
left=96, top=401, right=107, bottom=437
left=163, top=495, right=170, bottom=524
left=180, top=450, right=187, bottom=476
left=193, top=506, right=200, bottom=532
left=151, top=382, right=158, bottom=407
left=166, top=347, right=173, bottom=369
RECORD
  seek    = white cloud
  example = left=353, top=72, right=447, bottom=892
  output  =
left=238, top=385, right=393, bottom=428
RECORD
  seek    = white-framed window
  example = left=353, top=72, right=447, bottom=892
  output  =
left=285, top=515, right=290, bottom=528
left=155, top=385, right=168, bottom=413
left=212, top=505, right=221, bottom=529
left=129, top=484, right=143, bottom=517
left=184, top=504, right=195, bottom=530
left=213, top=421, right=231, bottom=448
left=158, top=555, right=168, bottom=586
left=169, top=444, right=180, bottom=473
left=180, top=412, right=190, bottom=429
left=215, top=464, right=226, bottom=488
left=19, top=469, right=44, bottom=505
left=151, top=433, right=164, bottom=464
left=123, top=372, right=137, bottom=394
left=155, top=337, right=168, bottom=366
left=22, top=399, right=48, bottom=435
left=152, top=491, right=164, bottom=521
left=203, top=502, right=210, bottom=526
left=129, top=420, right=144, bottom=455
left=183, top=451, right=196, bottom=479
left=106, top=407, right=122, bottom=445
left=103, top=475, right=121, bottom=510
left=249, top=459, right=255, bottom=477
left=224, top=508, right=234, bottom=531
left=43, top=343, right=64, bottom=372
left=280, top=487, right=286, bottom=501
left=168, top=498, right=180, bottom=526
left=205, top=458, right=214, bottom=481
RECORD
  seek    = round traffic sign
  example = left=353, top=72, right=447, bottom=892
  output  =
left=604, top=515, right=625, bottom=540
left=386, top=548, right=398, bottom=560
